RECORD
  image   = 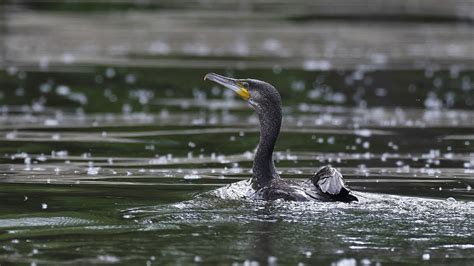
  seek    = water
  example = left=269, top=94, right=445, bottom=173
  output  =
left=1, top=1, right=473, bottom=265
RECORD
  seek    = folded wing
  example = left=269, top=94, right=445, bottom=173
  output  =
left=312, top=166, right=346, bottom=195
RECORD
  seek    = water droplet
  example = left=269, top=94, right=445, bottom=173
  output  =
left=446, top=197, right=456, bottom=202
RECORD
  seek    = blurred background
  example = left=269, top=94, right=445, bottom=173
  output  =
left=1, top=0, right=473, bottom=111
left=0, top=1, right=473, bottom=265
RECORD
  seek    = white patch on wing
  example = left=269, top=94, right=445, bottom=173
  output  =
left=316, top=167, right=345, bottom=195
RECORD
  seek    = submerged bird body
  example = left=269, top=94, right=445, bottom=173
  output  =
left=205, top=73, right=357, bottom=203
left=253, top=167, right=357, bottom=202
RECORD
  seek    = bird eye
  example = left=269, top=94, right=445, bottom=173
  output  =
left=241, top=82, right=249, bottom=88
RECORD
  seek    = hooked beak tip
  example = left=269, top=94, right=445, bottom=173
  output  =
left=203, top=73, right=214, bottom=81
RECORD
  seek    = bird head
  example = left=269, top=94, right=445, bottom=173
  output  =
left=204, top=73, right=281, bottom=110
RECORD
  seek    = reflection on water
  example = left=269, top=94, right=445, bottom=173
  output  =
left=0, top=1, right=473, bottom=265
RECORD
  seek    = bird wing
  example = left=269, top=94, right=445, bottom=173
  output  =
left=313, top=166, right=345, bottom=195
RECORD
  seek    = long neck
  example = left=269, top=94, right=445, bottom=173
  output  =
left=252, top=103, right=282, bottom=189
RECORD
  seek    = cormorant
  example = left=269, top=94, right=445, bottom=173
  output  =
left=204, top=73, right=358, bottom=202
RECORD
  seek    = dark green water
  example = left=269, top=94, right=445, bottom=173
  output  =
left=1, top=1, right=473, bottom=265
